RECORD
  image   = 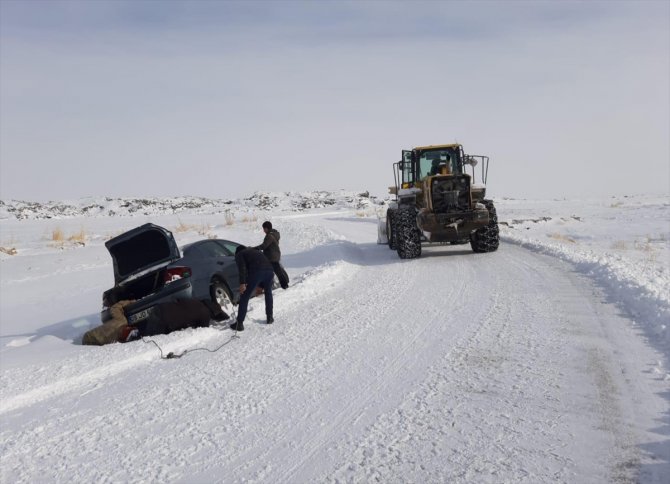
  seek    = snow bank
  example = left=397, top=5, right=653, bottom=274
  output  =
left=498, top=195, right=670, bottom=349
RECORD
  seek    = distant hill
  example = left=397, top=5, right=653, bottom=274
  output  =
left=0, top=190, right=385, bottom=220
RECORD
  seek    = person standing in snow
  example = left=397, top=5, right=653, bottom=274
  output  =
left=230, top=245, right=274, bottom=331
left=254, top=221, right=289, bottom=289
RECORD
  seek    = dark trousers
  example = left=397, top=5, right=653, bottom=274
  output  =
left=271, top=261, right=289, bottom=289
left=237, top=268, right=274, bottom=323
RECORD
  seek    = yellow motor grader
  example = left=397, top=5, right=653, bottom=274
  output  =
left=378, top=143, right=499, bottom=259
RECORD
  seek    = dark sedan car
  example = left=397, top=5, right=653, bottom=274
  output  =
left=101, top=223, right=243, bottom=326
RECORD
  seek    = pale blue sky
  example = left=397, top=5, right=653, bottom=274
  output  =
left=1, top=0, right=668, bottom=201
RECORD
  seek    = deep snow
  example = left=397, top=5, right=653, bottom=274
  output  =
left=0, top=192, right=668, bottom=483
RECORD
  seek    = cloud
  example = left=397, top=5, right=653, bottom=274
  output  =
left=1, top=1, right=668, bottom=201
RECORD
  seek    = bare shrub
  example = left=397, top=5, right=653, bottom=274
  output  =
left=224, top=210, right=235, bottom=226
left=174, top=219, right=191, bottom=233
left=52, top=228, right=64, bottom=242
left=47, top=227, right=86, bottom=247
left=68, top=228, right=87, bottom=245
left=105, top=230, right=125, bottom=241
left=240, top=213, right=258, bottom=224
left=197, top=223, right=213, bottom=237
left=634, top=240, right=654, bottom=252
left=0, top=247, right=17, bottom=256
left=547, top=232, right=576, bottom=243
left=611, top=240, right=627, bottom=250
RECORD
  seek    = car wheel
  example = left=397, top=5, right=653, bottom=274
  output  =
left=210, top=280, right=235, bottom=315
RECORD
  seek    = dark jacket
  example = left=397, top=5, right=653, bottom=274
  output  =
left=235, top=248, right=273, bottom=284
left=254, top=229, right=281, bottom=262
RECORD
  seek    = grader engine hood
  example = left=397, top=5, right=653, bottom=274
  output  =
left=428, top=174, right=471, bottom=213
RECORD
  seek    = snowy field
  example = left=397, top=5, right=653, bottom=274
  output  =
left=0, top=192, right=668, bottom=483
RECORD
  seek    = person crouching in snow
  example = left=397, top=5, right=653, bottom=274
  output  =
left=230, top=245, right=274, bottom=331
left=254, top=221, right=289, bottom=289
left=82, top=299, right=135, bottom=345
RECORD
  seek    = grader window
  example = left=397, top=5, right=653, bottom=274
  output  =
left=418, top=149, right=462, bottom=179
left=401, top=150, right=414, bottom=185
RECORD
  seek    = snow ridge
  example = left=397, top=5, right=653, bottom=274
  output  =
left=502, top=233, right=669, bottom=347
left=497, top=195, right=669, bottom=350
left=0, top=191, right=384, bottom=220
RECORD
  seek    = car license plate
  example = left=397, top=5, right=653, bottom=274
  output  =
left=128, top=308, right=151, bottom=324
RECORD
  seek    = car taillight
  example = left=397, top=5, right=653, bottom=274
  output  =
left=165, top=266, right=191, bottom=283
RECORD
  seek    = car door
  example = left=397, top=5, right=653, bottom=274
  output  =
left=213, top=240, right=241, bottom=293
left=190, top=240, right=237, bottom=297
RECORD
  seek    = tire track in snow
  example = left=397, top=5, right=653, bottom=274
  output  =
left=189, top=253, right=425, bottom=481
left=323, top=251, right=528, bottom=482
left=276, top=259, right=473, bottom=483
left=323, top=247, right=641, bottom=483
left=280, top=248, right=544, bottom=482
left=205, top=245, right=502, bottom=482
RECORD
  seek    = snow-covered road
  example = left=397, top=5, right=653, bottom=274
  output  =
left=1, top=207, right=669, bottom=483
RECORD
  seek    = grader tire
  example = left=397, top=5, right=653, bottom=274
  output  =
left=470, top=200, right=500, bottom=253
left=387, top=210, right=398, bottom=250
left=396, top=208, right=422, bottom=259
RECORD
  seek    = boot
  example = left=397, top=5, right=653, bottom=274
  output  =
left=230, top=320, right=244, bottom=331
left=118, top=326, right=140, bottom=342
left=267, top=315, right=274, bottom=324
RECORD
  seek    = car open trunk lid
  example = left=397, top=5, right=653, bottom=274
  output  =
left=105, top=223, right=181, bottom=284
